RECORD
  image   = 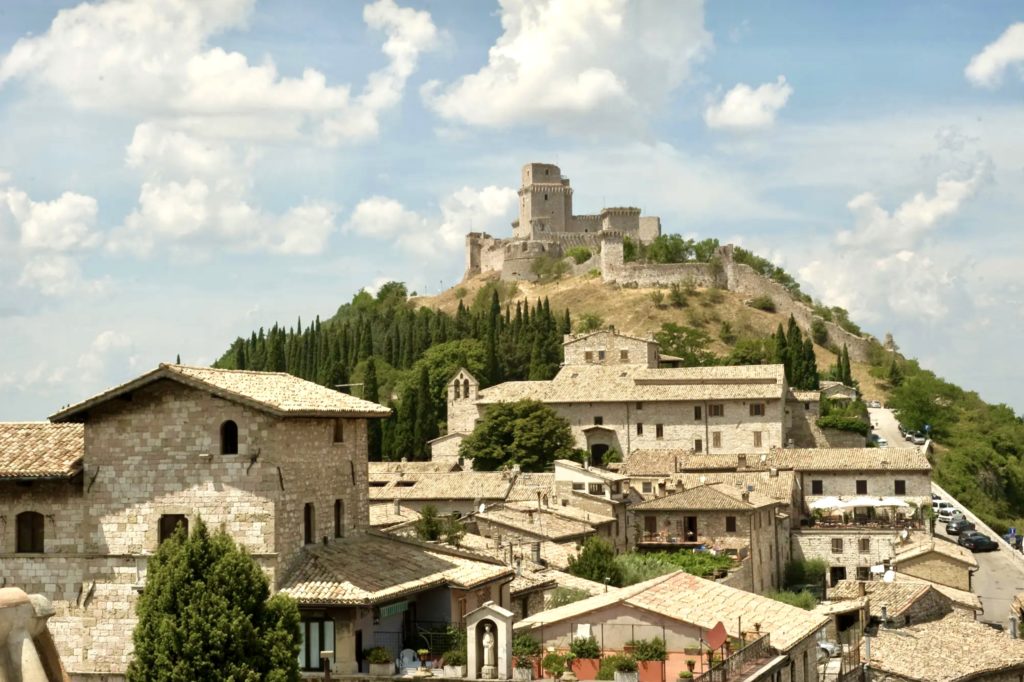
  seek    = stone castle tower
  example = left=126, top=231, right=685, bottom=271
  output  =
left=465, top=162, right=662, bottom=281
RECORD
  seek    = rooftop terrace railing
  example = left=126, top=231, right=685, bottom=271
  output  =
left=693, top=633, right=772, bottom=682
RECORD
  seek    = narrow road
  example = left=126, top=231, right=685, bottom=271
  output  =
left=870, top=407, right=1024, bottom=627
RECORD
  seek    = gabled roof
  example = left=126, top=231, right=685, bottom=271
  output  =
left=891, top=538, right=978, bottom=569
left=772, top=448, right=931, bottom=473
left=475, top=505, right=596, bottom=542
left=517, top=571, right=827, bottom=652
left=50, top=364, right=391, bottom=421
left=563, top=330, right=654, bottom=347
left=279, top=531, right=513, bottom=606
left=368, top=503, right=422, bottom=528
left=889, top=573, right=982, bottom=612
left=630, top=483, right=777, bottom=511
left=368, top=471, right=516, bottom=501
left=0, top=422, right=84, bottom=479
left=368, top=460, right=460, bottom=475
left=828, top=580, right=938, bottom=619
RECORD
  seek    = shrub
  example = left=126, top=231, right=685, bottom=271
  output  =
left=628, top=638, right=666, bottom=662
left=414, top=504, right=443, bottom=541
left=811, top=318, right=828, bottom=346
left=367, top=647, right=393, bottom=664
left=597, top=655, right=637, bottom=680
left=576, top=312, right=605, bottom=333
left=548, top=586, right=590, bottom=608
left=649, top=290, right=665, bottom=308
left=678, top=672, right=694, bottom=679
left=531, top=254, right=570, bottom=281
left=567, top=246, right=593, bottom=264
left=454, top=286, right=468, bottom=300
left=719, top=321, right=737, bottom=345
left=587, top=268, right=602, bottom=278
left=568, top=537, right=624, bottom=586
left=705, top=286, right=724, bottom=304
left=817, top=414, right=870, bottom=435
left=443, top=650, right=466, bottom=666
left=542, top=652, right=569, bottom=678
left=668, top=283, right=688, bottom=307
left=748, top=295, right=776, bottom=312
left=513, top=633, right=542, bottom=664
left=783, top=559, right=827, bottom=590
left=765, top=590, right=818, bottom=610
left=570, top=636, right=602, bottom=659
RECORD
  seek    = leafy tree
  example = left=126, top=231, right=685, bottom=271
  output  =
left=810, top=318, right=828, bottom=346
left=622, top=236, right=640, bottom=262
left=566, top=246, right=592, bottom=264
left=748, top=295, right=776, bottom=312
left=887, top=356, right=904, bottom=387
left=459, top=400, right=579, bottom=472
left=654, top=323, right=715, bottom=367
left=568, top=536, right=623, bottom=587
left=127, top=518, right=300, bottom=682
left=645, top=235, right=694, bottom=263
left=576, top=312, right=605, bottom=333
left=414, top=505, right=443, bottom=541
left=692, top=238, right=720, bottom=263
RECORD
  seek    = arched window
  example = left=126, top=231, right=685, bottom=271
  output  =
left=16, top=511, right=44, bottom=553
left=453, top=381, right=461, bottom=399
left=304, top=503, right=315, bottom=545
left=463, top=379, right=470, bottom=399
left=221, top=420, right=238, bottom=455
left=334, top=499, right=344, bottom=538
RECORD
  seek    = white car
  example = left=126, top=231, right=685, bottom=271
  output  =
left=937, top=508, right=964, bottom=524
left=933, top=500, right=951, bottom=513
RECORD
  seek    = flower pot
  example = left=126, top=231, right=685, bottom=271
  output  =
left=614, top=672, right=639, bottom=682
left=513, top=666, right=534, bottom=681
left=370, top=662, right=395, bottom=676
left=638, top=661, right=663, bottom=682
left=572, top=658, right=601, bottom=681
left=443, top=665, right=467, bottom=677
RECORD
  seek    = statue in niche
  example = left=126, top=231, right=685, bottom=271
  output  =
left=482, top=623, right=495, bottom=668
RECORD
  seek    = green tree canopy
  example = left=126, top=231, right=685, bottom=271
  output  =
left=459, top=399, right=579, bottom=472
left=128, top=518, right=300, bottom=682
left=654, top=323, right=716, bottom=367
left=567, top=536, right=623, bottom=587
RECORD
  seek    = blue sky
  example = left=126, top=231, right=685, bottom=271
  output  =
left=1, top=0, right=1022, bottom=419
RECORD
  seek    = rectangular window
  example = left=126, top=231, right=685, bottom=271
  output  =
left=584, top=351, right=593, bottom=362
left=598, top=350, right=606, bottom=361
left=620, top=350, right=629, bottom=361
left=804, top=402, right=810, bottom=411
left=636, top=422, right=643, bottom=436
left=811, top=480, right=824, bottom=495
left=298, top=618, right=335, bottom=671
left=726, top=516, right=737, bottom=533
left=694, top=405, right=703, bottom=420
left=753, top=431, right=763, bottom=447
left=636, top=402, right=643, bottom=410
left=712, top=432, right=721, bottom=448
left=749, top=403, right=766, bottom=417
left=641, top=482, right=652, bottom=493
left=894, top=480, right=907, bottom=495
left=158, top=514, right=188, bottom=544
left=856, top=567, right=871, bottom=580
left=856, top=480, right=868, bottom=494
left=588, top=483, right=604, bottom=495
left=859, top=538, right=871, bottom=554
left=694, top=439, right=703, bottom=453
left=655, top=424, right=664, bottom=439
left=593, top=416, right=603, bottom=426
left=709, top=404, right=724, bottom=417
left=333, top=418, right=345, bottom=443
left=831, top=538, right=844, bottom=554
left=572, top=482, right=585, bottom=492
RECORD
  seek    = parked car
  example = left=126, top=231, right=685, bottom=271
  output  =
left=933, top=500, right=951, bottom=513
left=931, top=493, right=940, bottom=501
left=959, top=531, right=999, bottom=552
left=876, top=437, right=888, bottom=447
left=818, top=641, right=841, bottom=659
left=946, top=519, right=976, bottom=535
left=937, top=508, right=963, bottom=524
left=898, top=423, right=908, bottom=435
left=869, top=400, right=881, bottom=408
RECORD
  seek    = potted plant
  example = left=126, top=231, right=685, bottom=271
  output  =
left=678, top=672, right=693, bottom=680
left=629, top=638, right=666, bottom=682
left=513, top=633, right=543, bottom=681
left=542, top=652, right=568, bottom=680
left=418, top=649, right=431, bottom=663
left=611, top=655, right=638, bottom=682
left=367, top=647, right=395, bottom=677
left=685, top=660, right=696, bottom=673
left=442, top=650, right=467, bottom=678
left=570, top=637, right=601, bottom=680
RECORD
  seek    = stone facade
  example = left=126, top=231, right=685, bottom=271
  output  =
left=895, top=552, right=973, bottom=591
left=1, top=376, right=377, bottom=679
left=791, top=529, right=904, bottom=585
left=562, top=331, right=660, bottom=369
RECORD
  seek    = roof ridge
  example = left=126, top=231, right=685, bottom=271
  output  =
left=161, top=363, right=291, bottom=377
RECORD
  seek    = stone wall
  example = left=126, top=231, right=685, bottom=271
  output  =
left=896, top=553, right=972, bottom=591
left=792, top=529, right=903, bottom=583
left=563, top=331, right=658, bottom=368
left=801, top=470, right=931, bottom=510
left=816, top=428, right=868, bottom=448
left=600, top=236, right=723, bottom=288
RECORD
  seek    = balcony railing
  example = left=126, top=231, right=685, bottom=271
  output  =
left=693, top=634, right=772, bottom=682
left=637, top=531, right=703, bottom=545
left=802, top=517, right=923, bottom=531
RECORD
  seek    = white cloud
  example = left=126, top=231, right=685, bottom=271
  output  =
left=1, top=188, right=101, bottom=251
left=965, top=22, right=1024, bottom=88
left=704, top=76, right=792, bottom=131
left=345, top=185, right=517, bottom=256
left=0, top=0, right=438, bottom=144
left=109, top=124, right=337, bottom=256
left=422, top=0, right=710, bottom=132
left=77, top=330, right=136, bottom=381
left=0, top=169, right=10, bottom=184
left=18, top=254, right=107, bottom=297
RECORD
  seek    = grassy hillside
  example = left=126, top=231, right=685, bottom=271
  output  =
left=414, top=272, right=890, bottom=402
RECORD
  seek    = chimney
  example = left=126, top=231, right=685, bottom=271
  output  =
left=393, top=499, right=401, bottom=515
left=531, top=542, right=541, bottom=563
left=737, top=454, right=747, bottom=469
left=881, top=606, right=889, bottom=627
left=741, top=491, right=750, bottom=502
left=675, top=480, right=685, bottom=493
left=770, top=468, right=779, bottom=478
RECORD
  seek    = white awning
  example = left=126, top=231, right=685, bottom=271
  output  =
left=809, top=496, right=846, bottom=510
left=877, top=497, right=911, bottom=508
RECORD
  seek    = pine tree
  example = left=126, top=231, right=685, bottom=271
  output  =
left=127, top=518, right=300, bottom=681
left=566, top=536, right=623, bottom=587
left=175, top=354, right=181, bottom=365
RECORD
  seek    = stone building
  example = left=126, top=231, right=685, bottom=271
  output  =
left=1, top=364, right=511, bottom=679
left=465, top=163, right=661, bottom=282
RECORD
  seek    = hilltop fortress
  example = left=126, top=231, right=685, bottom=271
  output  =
left=464, top=162, right=879, bottom=363
left=465, top=162, right=663, bottom=281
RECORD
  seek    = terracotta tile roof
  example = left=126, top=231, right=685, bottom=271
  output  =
left=771, top=448, right=931, bottom=473
left=368, top=460, right=460, bottom=475
left=0, top=422, right=84, bottom=479
left=890, top=573, right=982, bottom=612
left=368, top=503, right=422, bottom=528
left=787, top=389, right=821, bottom=402
left=477, top=364, right=786, bottom=405
left=510, top=569, right=557, bottom=596
left=621, top=450, right=776, bottom=475
left=891, top=538, right=978, bottom=569
left=368, top=471, right=516, bottom=501
left=505, top=472, right=555, bottom=502
left=540, top=570, right=608, bottom=596
left=279, top=531, right=513, bottom=606
left=828, top=580, right=935, bottom=619
left=554, top=459, right=629, bottom=482
left=476, top=505, right=596, bottom=542
left=563, top=330, right=655, bottom=347
left=866, top=612, right=1024, bottom=680
left=517, top=571, right=827, bottom=652
left=533, top=502, right=616, bottom=526
left=670, top=471, right=796, bottom=504
left=50, top=364, right=391, bottom=421
left=630, top=483, right=777, bottom=512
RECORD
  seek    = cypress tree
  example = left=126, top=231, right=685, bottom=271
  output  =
left=412, top=365, right=436, bottom=459
left=364, top=357, right=382, bottom=460
left=841, top=344, right=853, bottom=386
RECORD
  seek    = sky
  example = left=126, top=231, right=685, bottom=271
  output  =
left=0, top=0, right=1022, bottom=419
